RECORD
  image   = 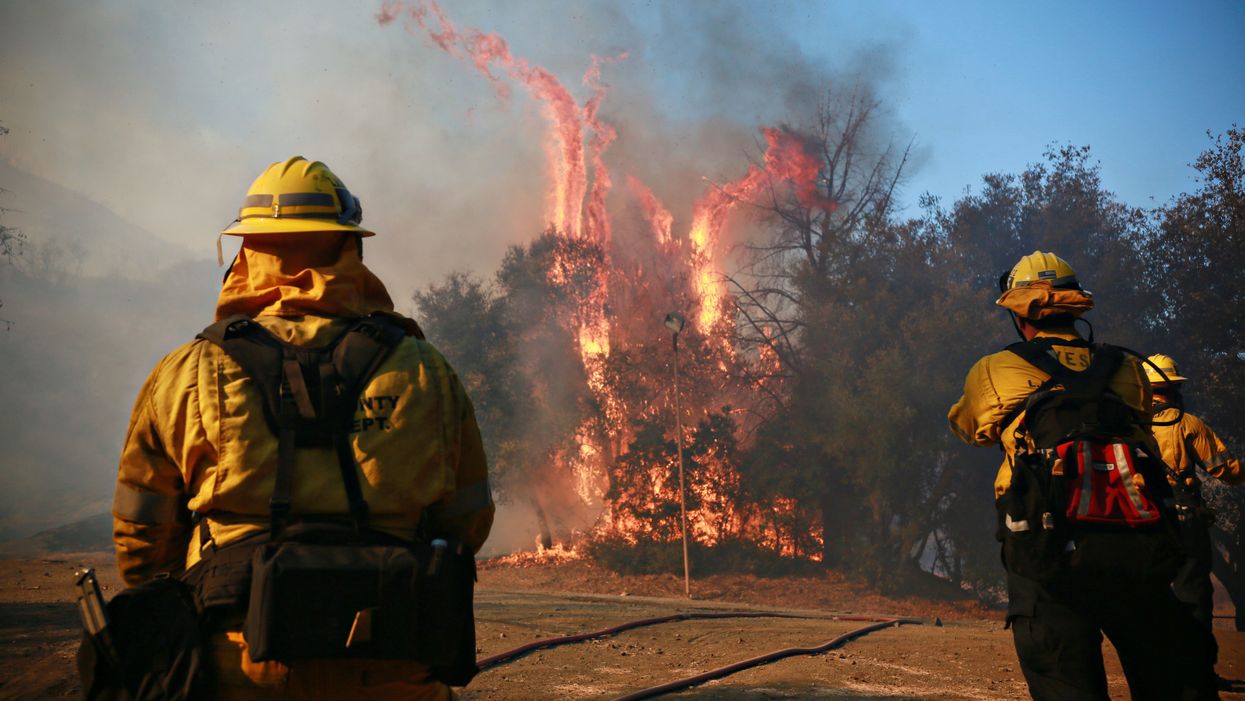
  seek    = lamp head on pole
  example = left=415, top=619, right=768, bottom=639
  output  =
left=664, top=312, right=686, bottom=334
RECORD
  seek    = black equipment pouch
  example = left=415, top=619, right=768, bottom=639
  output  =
left=996, top=458, right=1182, bottom=587
left=995, top=339, right=1182, bottom=585
left=195, top=314, right=478, bottom=685
left=996, top=451, right=1068, bottom=583
left=243, top=528, right=476, bottom=680
left=77, top=575, right=208, bottom=701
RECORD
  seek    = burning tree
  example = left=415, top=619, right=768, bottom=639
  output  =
left=390, top=2, right=1025, bottom=595
left=390, top=0, right=834, bottom=567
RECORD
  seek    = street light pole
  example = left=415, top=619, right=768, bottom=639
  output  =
left=664, top=312, right=691, bottom=598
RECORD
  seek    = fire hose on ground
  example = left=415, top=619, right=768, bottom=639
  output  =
left=478, top=611, right=816, bottom=670
left=611, top=617, right=920, bottom=700
left=476, top=610, right=921, bottom=698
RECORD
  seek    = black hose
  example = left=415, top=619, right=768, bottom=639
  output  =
left=477, top=611, right=899, bottom=672
left=611, top=618, right=920, bottom=701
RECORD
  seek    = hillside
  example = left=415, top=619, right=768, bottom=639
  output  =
left=0, top=159, right=191, bottom=278
left=0, top=161, right=219, bottom=541
left=0, top=513, right=113, bottom=559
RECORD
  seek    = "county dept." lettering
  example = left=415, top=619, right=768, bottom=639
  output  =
left=352, top=394, right=399, bottom=433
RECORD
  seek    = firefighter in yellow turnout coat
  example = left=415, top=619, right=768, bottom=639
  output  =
left=1145, top=354, right=1243, bottom=628
left=112, top=157, right=494, bottom=700
left=948, top=252, right=1217, bottom=700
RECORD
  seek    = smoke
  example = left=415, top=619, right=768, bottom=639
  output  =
left=0, top=0, right=912, bottom=544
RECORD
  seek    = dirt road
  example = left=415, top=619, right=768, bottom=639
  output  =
left=1, top=553, right=1242, bottom=700
left=466, top=590, right=1243, bottom=700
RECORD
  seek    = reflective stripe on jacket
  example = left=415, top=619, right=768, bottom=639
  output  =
left=947, top=329, right=1154, bottom=497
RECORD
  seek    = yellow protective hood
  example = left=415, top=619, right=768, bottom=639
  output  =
left=995, top=280, right=1094, bottom=320
left=215, top=235, right=395, bottom=321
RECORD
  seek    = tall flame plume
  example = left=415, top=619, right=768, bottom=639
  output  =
left=380, top=1, right=834, bottom=557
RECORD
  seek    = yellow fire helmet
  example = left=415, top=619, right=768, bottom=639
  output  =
left=222, top=156, right=373, bottom=237
left=1145, top=353, right=1188, bottom=385
left=999, top=250, right=1080, bottom=292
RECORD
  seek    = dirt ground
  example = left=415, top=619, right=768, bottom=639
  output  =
left=1, top=552, right=1242, bottom=700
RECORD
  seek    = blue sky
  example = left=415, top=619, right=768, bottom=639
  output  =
left=625, top=0, right=1244, bottom=212
left=806, top=1, right=1244, bottom=211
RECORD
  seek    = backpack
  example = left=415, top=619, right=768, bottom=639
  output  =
left=190, top=313, right=479, bottom=685
left=996, top=338, right=1182, bottom=584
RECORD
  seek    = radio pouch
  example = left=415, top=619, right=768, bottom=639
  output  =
left=244, top=529, right=476, bottom=679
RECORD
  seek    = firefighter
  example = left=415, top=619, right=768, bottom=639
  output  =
left=1145, top=353, right=1243, bottom=628
left=111, top=156, right=494, bottom=700
left=948, top=251, right=1218, bottom=700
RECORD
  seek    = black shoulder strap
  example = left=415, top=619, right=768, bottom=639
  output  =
left=999, top=337, right=1098, bottom=436
left=1080, top=343, right=1124, bottom=396
left=323, top=314, right=408, bottom=531
left=1004, top=338, right=1088, bottom=381
left=198, top=316, right=286, bottom=436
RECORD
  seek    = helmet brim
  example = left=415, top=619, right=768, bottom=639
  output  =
left=222, top=217, right=375, bottom=237
left=1147, top=374, right=1188, bottom=385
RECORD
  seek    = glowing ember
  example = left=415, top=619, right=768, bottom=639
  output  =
left=489, top=541, right=583, bottom=567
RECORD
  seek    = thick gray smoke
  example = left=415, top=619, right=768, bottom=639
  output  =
left=0, top=0, right=910, bottom=546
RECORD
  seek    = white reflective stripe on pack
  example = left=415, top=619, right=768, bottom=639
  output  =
left=113, top=482, right=183, bottom=524
left=1004, top=514, right=1030, bottom=532
left=1077, top=441, right=1094, bottom=518
left=1112, top=443, right=1152, bottom=520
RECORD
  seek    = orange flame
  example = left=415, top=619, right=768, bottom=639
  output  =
left=626, top=176, right=674, bottom=246
left=389, top=0, right=589, bottom=237
left=385, top=1, right=623, bottom=530
left=687, top=127, right=834, bottom=332
left=584, top=53, right=627, bottom=246
left=381, top=4, right=833, bottom=560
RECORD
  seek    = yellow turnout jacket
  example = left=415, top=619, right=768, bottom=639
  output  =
left=947, top=329, right=1154, bottom=497
left=112, top=241, right=494, bottom=585
left=1151, top=407, right=1243, bottom=487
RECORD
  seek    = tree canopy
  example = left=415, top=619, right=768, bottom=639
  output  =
left=412, top=116, right=1244, bottom=600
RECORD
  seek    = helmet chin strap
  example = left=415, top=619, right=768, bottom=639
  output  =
left=1009, top=312, right=1026, bottom=341
left=1073, top=317, right=1095, bottom=343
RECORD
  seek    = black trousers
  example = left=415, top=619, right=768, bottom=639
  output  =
left=1007, top=571, right=1219, bottom=700
left=1172, top=514, right=1215, bottom=628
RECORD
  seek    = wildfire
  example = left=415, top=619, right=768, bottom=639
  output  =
left=489, top=540, right=583, bottom=568
left=687, top=128, right=835, bottom=332
left=627, top=176, right=674, bottom=246
left=383, top=0, right=591, bottom=239
left=584, top=53, right=627, bottom=247
left=379, top=3, right=833, bottom=562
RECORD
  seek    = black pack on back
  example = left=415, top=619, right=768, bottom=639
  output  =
left=1005, top=340, right=1137, bottom=448
left=193, top=313, right=479, bottom=686
left=996, top=338, right=1181, bottom=584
